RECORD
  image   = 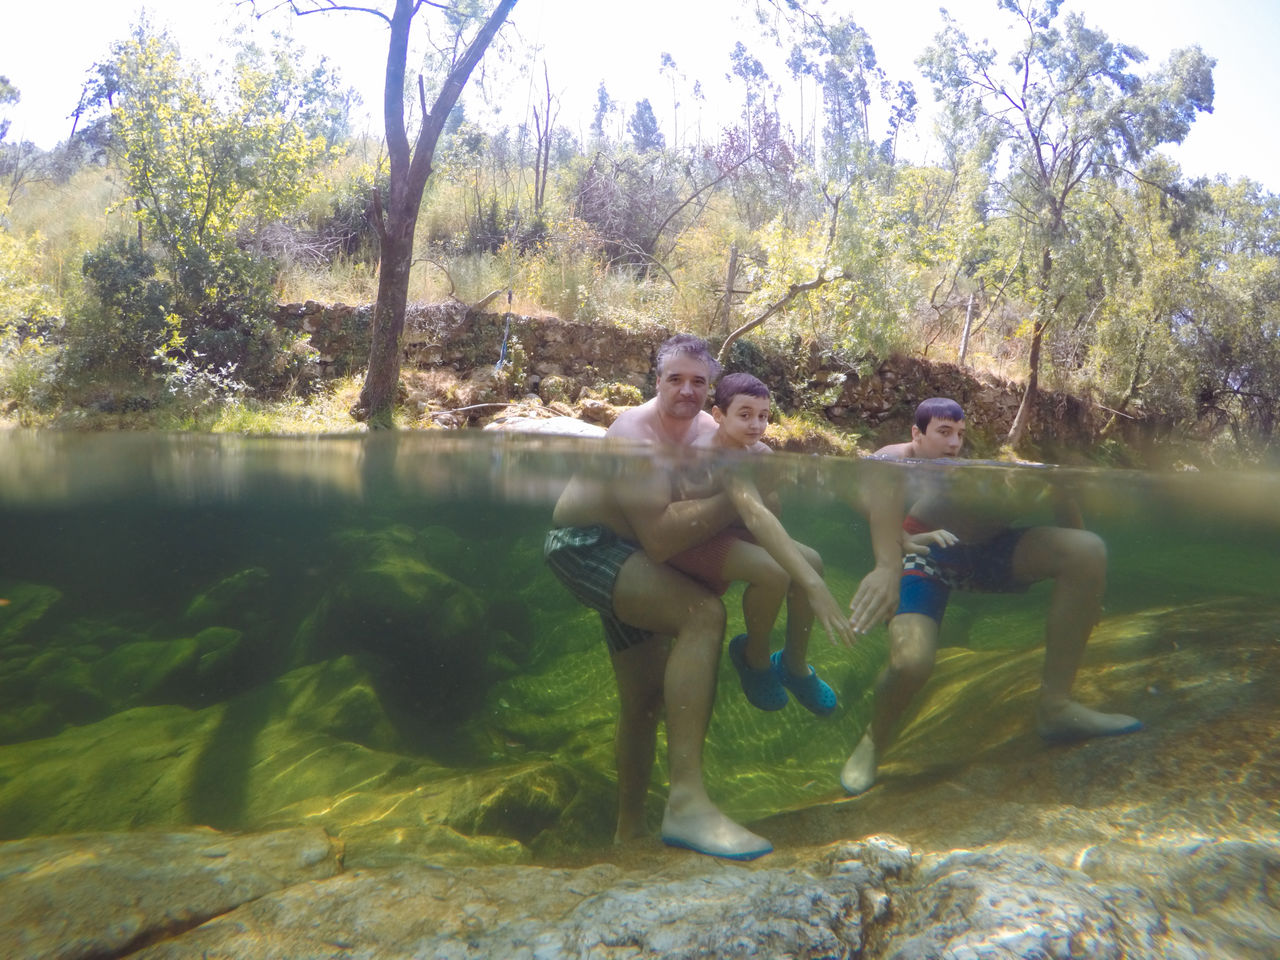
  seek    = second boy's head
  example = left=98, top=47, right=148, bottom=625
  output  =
left=911, top=397, right=965, bottom=458
left=712, top=372, right=771, bottom=448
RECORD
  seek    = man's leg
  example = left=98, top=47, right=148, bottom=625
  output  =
left=1010, top=526, right=1141, bottom=740
left=609, top=636, right=668, bottom=843
left=612, top=552, right=771, bottom=859
left=842, top=612, right=940, bottom=794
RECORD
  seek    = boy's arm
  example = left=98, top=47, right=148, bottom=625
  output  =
left=845, top=462, right=907, bottom=633
left=1050, top=481, right=1085, bottom=529
left=723, top=474, right=857, bottom=647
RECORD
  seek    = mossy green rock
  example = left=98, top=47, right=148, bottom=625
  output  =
left=0, top=578, right=61, bottom=648
left=183, top=567, right=271, bottom=626
left=0, top=654, right=549, bottom=865
left=93, top=637, right=201, bottom=703
left=293, top=526, right=496, bottom=727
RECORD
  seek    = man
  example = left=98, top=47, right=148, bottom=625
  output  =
left=546, top=334, right=769, bottom=859
left=841, top=397, right=1141, bottom=795
left=546, top=335, right=901, bottom=859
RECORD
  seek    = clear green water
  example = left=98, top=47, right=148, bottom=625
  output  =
left=0, top=431, right=1276, bottom=864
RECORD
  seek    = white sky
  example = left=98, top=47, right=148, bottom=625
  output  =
left=2, top=0, right=1277, bottom=190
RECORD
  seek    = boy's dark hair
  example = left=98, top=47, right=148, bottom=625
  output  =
left=655, top=334, right=722, bottom=380
left=915, top=397, right=965, bottom=433
left=714, top=371, right=770, bottom=412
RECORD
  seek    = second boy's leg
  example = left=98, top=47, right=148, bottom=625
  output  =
left=1010, top=526, right=1141, bottom=740
left=842, top=611, right=940, bottom=794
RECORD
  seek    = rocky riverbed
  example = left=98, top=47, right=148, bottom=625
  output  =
left=4, top=598, right=1277, bottom=959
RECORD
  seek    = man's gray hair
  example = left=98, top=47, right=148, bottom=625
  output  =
left=655, top=334, right=722, bottom=380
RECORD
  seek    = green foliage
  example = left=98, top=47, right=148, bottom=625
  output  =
left=627, top=99, right=665, bottom=153
left=61, top=21, right=339, bottom=395
left=0, top=223, right=53, bottom=331
left=75, top=235, right=172, bottom=369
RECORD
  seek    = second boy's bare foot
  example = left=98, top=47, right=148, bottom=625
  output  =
left=1036, top=699, right=1142, bottom=742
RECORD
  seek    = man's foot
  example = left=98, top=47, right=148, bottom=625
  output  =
left=840, top=732, right=877, bottom=795
left=660, top=804, right=773, bottom=861
left=729, top=634, right=788, bottom=711
left=771, top=651, right=837, bottom=717
left=1036, top=700, right=1142, bottom=743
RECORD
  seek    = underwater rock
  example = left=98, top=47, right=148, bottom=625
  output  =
left=93, top=637, right=201, bottom=704
left=0, top=656, right=571, bottom=866
left=0, top=826, right=339, bottom=960
left=183, top=567, right=272, bottom=627
left=95, top=841, right=892, bottom=960
left=0, top=579, right=61, bottom=649
left=7, top=830, right=1269, bottom=960
left=883, top=846, right=1206, bottom=960
left=443, top=760, right=615, bottom=856
left=291, top=526, right=498, bottom=730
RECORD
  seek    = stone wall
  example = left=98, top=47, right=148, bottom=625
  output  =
left=274, top=301, right=1113, bottom=452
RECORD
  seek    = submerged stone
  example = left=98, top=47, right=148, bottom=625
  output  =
left=0, top=578, right=61, bottom=649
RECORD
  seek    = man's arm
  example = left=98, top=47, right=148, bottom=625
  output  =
left=722, top=474, right=856, bottom=647
left=614, top=465, right=740, bottom=562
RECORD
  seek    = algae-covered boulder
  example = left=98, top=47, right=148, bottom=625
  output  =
left=444, top=762, right=612, bottom=851
left=93, top=636, right=201, bottom=703
left=0, top=578, right=61, bottom=649
left=183, top=567, right=272, bottom=628
left=292, top=526, right=502, bottom=732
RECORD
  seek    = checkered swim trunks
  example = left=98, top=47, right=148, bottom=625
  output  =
left=897, top=526, right=1030, bottom=623
left=544, top=525, right=651, bottom=653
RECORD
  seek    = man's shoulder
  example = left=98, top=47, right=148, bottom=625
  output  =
left=606, top=400, right=659, bottom=440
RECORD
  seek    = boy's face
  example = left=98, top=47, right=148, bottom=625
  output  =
left=911, top=417, right=965, bottom=458
left=713, top=393, right=771, bottom=447
left=656, top=354, right=712, bottom=421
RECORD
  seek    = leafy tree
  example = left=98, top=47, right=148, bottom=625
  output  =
left=70, top=21, right=342, bottom=387
left=590, top=81, right=616, bottom=142
left=261, top=0, right=517, bottom=427
left=921, top=0, right=1214, bottom=448
left=627, top=98, right=665, bottom=153
left=0, top=76, right=16, bottom=144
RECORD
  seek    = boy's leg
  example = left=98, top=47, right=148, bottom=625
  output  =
left=842, top=611, right=940, bottom=794
left=611, top=551, right=771, bottom=858
left=718, top=539, right=789, bottom=670
left=779, top=541, right=823, bottom=675
left=1010, top=526, right=1140, bottom=740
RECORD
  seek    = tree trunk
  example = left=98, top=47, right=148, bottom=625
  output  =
left=1006, top=319, right=1044, bottom=449
left=720, top=244, right=739, bottom=335
left=958, top=292, right=975, bottom=367
left=1006, top=247, right=1056, bottom=450
left=353, top=0, right=519, bottom=428
left=1100, top=322, right=1151, bottom=439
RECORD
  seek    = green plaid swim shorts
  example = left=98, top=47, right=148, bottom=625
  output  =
left=544, top=525, right=651, bottom=653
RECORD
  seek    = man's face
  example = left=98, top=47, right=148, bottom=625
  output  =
left=713, top=394, right=771, bottom=447
left=655, top=354, right=712, bottom=420
left=911, top=417, right=965, bottom=458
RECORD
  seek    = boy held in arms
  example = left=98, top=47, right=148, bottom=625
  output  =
left=668, top=372, right=856, bottom=715
left=841, top=397, right=1141, bottom=795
